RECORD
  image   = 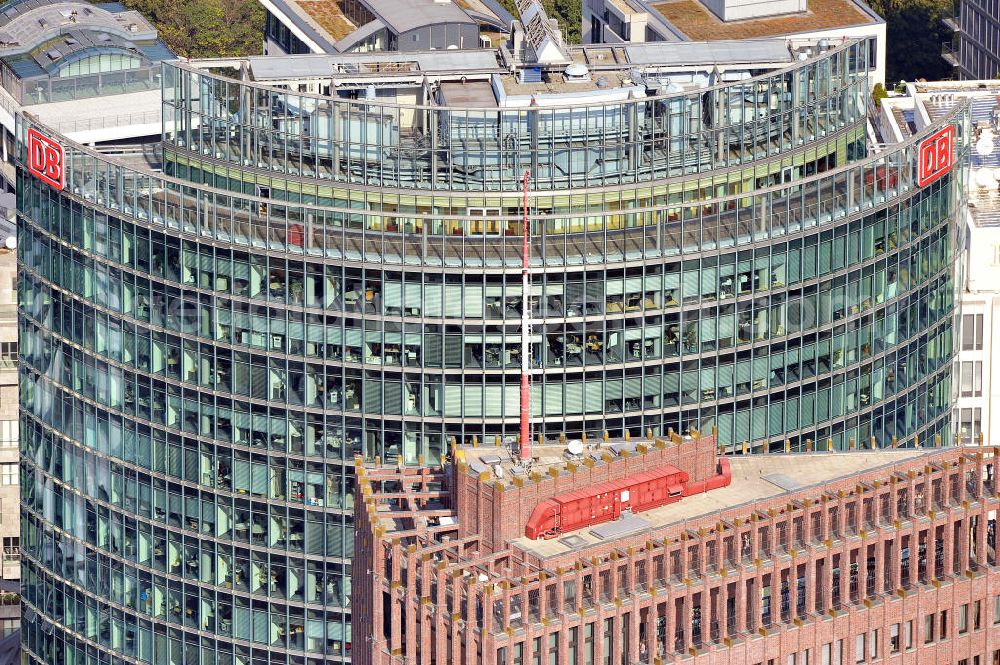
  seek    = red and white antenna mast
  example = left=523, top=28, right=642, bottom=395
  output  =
left=519, top=168, right=532, bottom=461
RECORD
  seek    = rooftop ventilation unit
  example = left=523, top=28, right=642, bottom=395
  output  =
left=518, top=66, right=542, bottom=84
left=564, top=63, right=589, bottom=82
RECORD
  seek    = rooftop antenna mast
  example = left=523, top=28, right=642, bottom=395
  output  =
left=520, top=168, right=532, bottom=461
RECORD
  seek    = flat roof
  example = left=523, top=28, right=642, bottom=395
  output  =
left=462, top=435, right=702, bottom=487
left=497, top=73, right=639, bottom=99
left=438, top=80, right=496, bottom=107
left=21, top=86, right=160, bottom=132
left=650, top=0, right=878, bottom=41
left=245, top=39, right=800, bottom=88
left=247, top=49, right=503, bottom=80
left=623, top=38, right=791, bottom=66
left=510, top=448, right=933, bottom=559
left=970, top=191, right=1000, bottom=227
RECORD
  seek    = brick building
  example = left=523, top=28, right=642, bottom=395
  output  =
left=353, top=433, right=1000, bottom=665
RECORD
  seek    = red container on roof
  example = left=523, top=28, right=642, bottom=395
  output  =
left=525, top=459, right=731, bottom=540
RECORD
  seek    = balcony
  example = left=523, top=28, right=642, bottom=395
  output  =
left=942, top=41, right=960, bottom=68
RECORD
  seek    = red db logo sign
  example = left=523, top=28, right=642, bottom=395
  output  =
left=27, top=128, right=64, bottom=190
left=917, top=125, right=954, bottom=188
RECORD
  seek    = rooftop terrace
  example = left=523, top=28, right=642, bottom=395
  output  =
left=651, top=0, right=875, bottom=41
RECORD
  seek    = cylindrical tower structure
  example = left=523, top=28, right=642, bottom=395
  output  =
left=16, top=37, right=967, bottom=665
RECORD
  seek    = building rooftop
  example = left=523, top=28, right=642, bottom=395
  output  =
left=509, top=447, right=933, bottom=559
left=246, top=48, right=504, bottom=80
left=274, top=0, right=510, bottom=52
left=294, top=0, right=484, bottom=46
left=21, top=87, right=161, bottom=140
left=460, top=434, right=706, bottom=489
left=899, top=81, right=1000, bottom=227
left=238, top=36, right=842, bottom=102
left=294, top=0, right=357, bottom=41
left=437, top=79, right=496, bottom=107
left=0, top=0, right=172, bottom=106
left=622, top=37, right=791, bottom=66
left=650, top=0, right=877, bottom=41
left=0, top=1, right=157, bottom=53
left=366, top=0, right=476, bottom=34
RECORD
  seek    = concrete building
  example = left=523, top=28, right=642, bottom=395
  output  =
left=354, top=433, right=1000, bottom=665
left=943, top=0, right=1000, bottom=81
left=878, top=81, right=1000, bottom=448
left=943, top=83, right=1000, bottom=448
left=583, top=0, right=888, bottom=85
left=0, top=232, right=17, bottom=584
left=960, top=105, right=1000, bottom=446
left=16, top=29, right=966, bottom=665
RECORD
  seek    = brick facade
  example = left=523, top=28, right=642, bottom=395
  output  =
left=451, top=432, right=718, bottom=549
left=353, top=437, right=1000, bottom=665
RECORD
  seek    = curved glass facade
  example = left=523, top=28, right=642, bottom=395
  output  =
left=18, top=39, right=966, bottom=665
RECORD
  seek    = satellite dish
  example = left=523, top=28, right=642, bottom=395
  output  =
left=566, top=439, right=584, bottom=455
left=976, top=136, right=994, bottom=156
left=478, top=573, right=489, bottom=583
left=493, top=464, right=505, bottom=479
left=975, top=169, right=995, bottom=188
left=3, top=236, right=14, bottom=250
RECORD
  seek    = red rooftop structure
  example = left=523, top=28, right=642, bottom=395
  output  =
left=353, top=432, right=1000, bottom=665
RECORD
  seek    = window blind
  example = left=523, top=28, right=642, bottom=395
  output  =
left=384, top=282, right=402, bottom=308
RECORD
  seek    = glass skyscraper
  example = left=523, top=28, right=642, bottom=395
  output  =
left=17, top=37, right=966, bottom=665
